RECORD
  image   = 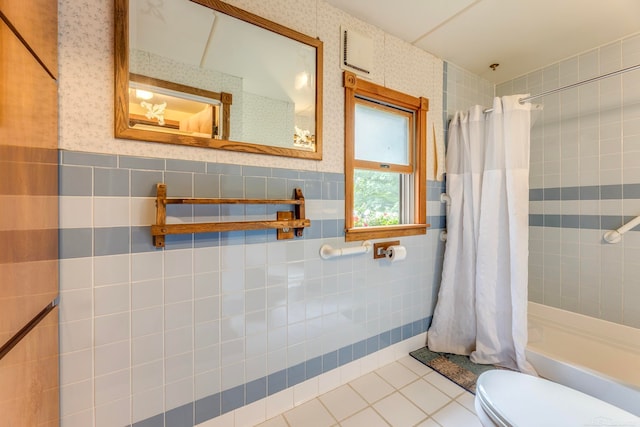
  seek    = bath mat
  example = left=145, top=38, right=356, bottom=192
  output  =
left=409, top=346, right=503, bottom=394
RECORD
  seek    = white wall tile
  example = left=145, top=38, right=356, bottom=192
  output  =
left=132, top=251, right=164, bottom=282
left=60, top=410, right=94, bottom=427
left=94, top=369, right=130, bottom=407
left=94, top=283, right=130, bottom=316
left=94, top=312, right=130, bottom=346
left=164, top=249, right=194, bottom=277
left=59, top=318, right=93, bottom=354
left=94, top=197, right=130, bottom=227
left=59, top=196, right=93, bottom=228
left=60, top=257, right=93, bottom=291
left=59, top=289, right=93, bottom=323
left=60, top=379, right=94, bottom=417
left=131, top=197, right=156, bottom=226
left=59, top=349, right=93, bottom=386
left=95, top=396, right=131, bottom=427
left=95, top=340, right=130, bottom=376
left=132, top=333, right=164, bottom=366
left=94, top=254, right=130, bottom=286
left=165, top=377, right=194, bottom=410
left=132, top=387, right=164, bottom=424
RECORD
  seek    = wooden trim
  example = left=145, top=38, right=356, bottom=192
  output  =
left=344, top=71, right=422, bottom=111
left=344, top=75, right=356, bottom=231
left=345, top=224, right=429, bottom=242
left=352, top=160, right=412, bottom=174
left=130, top=73, right=223, bottom=101
left=343, top=71, right=430, bottom=241
left=416, top=97, right=428, bottom=224
left=115, top=0, right=323, bottom=160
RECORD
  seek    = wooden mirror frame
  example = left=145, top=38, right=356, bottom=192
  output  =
left=114, top=0, right=323, bottom=159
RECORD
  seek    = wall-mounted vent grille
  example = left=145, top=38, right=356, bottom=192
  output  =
left=340, top=26, right=373, bottom=77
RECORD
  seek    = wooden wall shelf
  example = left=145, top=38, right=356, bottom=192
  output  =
left=151, top=183, right=310, bottom=247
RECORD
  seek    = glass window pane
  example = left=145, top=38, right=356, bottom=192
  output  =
left=353, top=169, right=401, bottom=227
left=355, top=102, right=409, bottom=166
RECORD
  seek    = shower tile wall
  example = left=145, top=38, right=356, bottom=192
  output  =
left=497, top=33, right=640, bottom=328
left=443, top=62, right=495, bottom=121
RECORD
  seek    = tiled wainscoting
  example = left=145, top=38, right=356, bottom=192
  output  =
left=57, top=150, right=446, bottom=427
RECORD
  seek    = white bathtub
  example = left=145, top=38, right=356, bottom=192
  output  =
left=527, top=302, right=640, bottom=416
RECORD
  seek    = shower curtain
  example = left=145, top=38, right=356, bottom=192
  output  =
left=427, top=95, right=536, bottom=375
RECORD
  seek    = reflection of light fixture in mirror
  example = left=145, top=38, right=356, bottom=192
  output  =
left=295, top=71, right=310, bottom=90
left=135, top=89, right=154, bottom=100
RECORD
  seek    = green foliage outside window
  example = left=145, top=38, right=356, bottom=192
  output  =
left=353, top=170, right=400, bottom=227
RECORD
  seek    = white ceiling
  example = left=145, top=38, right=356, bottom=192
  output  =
left=324, top=0, right=640, bottom=84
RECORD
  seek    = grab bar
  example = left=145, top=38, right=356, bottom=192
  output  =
left=319, top=241, right=372, bottom=259
left=603, top=215, right=640, bottom=244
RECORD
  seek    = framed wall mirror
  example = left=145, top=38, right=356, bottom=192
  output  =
left=115, top=0, right=323, bottom=159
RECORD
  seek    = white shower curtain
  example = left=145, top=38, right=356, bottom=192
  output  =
left=427, top=95, right=536, bottom=375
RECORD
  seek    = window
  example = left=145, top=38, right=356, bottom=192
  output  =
left=343, top=71, right=429, bottom=241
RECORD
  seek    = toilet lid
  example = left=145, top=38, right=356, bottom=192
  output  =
left=476, top=370, right=639, bottom=427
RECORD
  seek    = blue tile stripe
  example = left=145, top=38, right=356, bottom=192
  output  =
left=130, top=315, right=432, bottom=427
left=529, top=214, right=640, bottom=231
left=58, top=150, right=447, bottom=258
left=59, top=215, right=448, bottom=259
left=530, top=184, right=640, bottom=200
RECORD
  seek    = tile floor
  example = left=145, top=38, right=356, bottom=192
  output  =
left=255, top=356, right=483, bottom=427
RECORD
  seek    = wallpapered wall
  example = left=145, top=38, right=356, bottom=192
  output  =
left=57, top=0, right=448, bottom=426
left=58, top=0, right=444, bottom=172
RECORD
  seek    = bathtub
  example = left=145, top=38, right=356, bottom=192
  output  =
left=526, top=302, right=640, bottom=416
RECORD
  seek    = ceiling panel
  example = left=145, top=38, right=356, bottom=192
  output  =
left=324, top=0, right=478, bottom=43
left=325, top=0, right=640, bottom=83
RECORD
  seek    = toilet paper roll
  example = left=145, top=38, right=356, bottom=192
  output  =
left=386, top=245, right=406, bottom=263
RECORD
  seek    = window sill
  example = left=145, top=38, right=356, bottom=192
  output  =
left=344, top=224, right=430, bottom=242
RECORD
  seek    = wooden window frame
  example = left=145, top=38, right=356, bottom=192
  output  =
left=343, top=71, right=429, bottom=242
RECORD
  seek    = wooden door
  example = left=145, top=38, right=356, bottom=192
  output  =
left=0, top=2, right=60, bottom=425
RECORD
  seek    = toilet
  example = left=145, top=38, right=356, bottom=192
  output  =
left=474, top=370, right=640, bottom=427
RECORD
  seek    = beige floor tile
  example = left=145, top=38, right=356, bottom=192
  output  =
left=375, top=361, right=420, bottom=389
left=398, top=355, right=434, bottom=376
left=339, top=408, right=390, bottom=427
left=254, top=415, right=289, bottom=427
left=456, top=391, right=476, bottom=414
left=400, top=378, right=452, bottom=415
left=423, top=371, right=466, bottom=398
left=415, top=418, right=442, bottom=427
left=373, top=392, right=427, bottom=426
left=284, top=398, right=336, bottom=427
left=431, top=401, right=483, bottom=427
left=319, top=385, right=368, bottom=421
left=348, top=372, right=395, bottom=404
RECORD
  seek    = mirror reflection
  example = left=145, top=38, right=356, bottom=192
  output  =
left=116, top=0, right=323, bottom=159
left=128, top=73, right=230, bottom=140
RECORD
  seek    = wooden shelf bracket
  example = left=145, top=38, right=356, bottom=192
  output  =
left=151, top=183, right=310, bottom=247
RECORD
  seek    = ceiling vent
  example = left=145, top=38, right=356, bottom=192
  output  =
left=340, top=26, right=373, bottom=78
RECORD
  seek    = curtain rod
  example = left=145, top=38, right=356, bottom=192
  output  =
left=484, top=63, right=640, bottom=113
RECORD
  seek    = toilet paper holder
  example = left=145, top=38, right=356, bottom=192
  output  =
left=373, top=240, right=400, bottom=259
